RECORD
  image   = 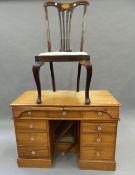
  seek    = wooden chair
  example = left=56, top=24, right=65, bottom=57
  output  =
left=32, top=0, right=92, bottom=104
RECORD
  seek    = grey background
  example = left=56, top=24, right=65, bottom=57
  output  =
left=0, top=0, right=135, bottom=175
left=0, top=0, right=135, bottom=117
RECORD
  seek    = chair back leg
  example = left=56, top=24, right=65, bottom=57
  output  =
left=50, top=62, right=56, bottom=91
left=77, top=62, right=82, bottom=92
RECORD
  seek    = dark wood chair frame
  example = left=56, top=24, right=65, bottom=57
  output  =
left=32, top=0, right=92, bottom=104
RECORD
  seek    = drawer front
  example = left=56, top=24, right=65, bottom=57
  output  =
left=16, top=132, right=48, bottom=146
left=14, top=120, right=47, bottom=131
left=21, top=111, right=45, bottom=118
left=81, top=133, right=115, bottom=146
left=82, top=122, right=117, bottom=133
left=83, top=111, right=111, bottom=120
left=46, top=111, right=82, bottom=119
left=21, top=110, right=82, bottom=119
left=18, top=146, right=49, bottom=159
left=80, top=146, right=114, bottom=160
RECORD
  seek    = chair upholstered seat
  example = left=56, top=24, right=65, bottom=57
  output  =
left=36, top=52, right=90, bottom=62
left=39, top=52, right=88, bottom=56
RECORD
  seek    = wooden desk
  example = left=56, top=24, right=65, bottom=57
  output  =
left=10, top=90, right=121, bottom=170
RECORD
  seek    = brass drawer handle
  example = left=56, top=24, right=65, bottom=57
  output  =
left=31, top=151, right=36, bottom=155
left=96, top=152, right=100, bottom=157
left=28, top=124, right=33, bottom=129
left=96, top=137, right=101, bottom=143
left=97, top=112, right=103, bottom=116
left=97, top=126, right=102, bottom=131
left=30, top=137, right=35, bottom=141
left=28, top=111, right=32, bottom=116
left=61, top=111, right=67, bottom=116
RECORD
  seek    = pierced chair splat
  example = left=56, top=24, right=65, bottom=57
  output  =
left=32, top=0, right=92, bottom=104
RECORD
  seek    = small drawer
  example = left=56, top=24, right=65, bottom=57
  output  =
left=16, top=132, right=48, bottom=146
left=14, top=120, right=47, bottom=131
left=81, top=133, right=115, bottom=146
left=80, top=146, right=114, bottom=160
left=18, top=145, right=49, bottom=159
left=46, top=110, right=82, bottom=119
left=21, top=111, right=45, bottom=118
left=81, top=122, right=117, bottom=133
left=83, top=111, right=111, bottom=120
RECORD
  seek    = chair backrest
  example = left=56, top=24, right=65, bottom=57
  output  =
left=44, top=0, right=89, bottom=52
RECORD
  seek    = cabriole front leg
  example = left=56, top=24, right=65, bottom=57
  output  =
left=32, top=63, right=43, bottom=104
left=85, top=62, right=92, bottom=104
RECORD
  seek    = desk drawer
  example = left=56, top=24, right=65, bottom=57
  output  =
left=45, top=111, right=82, bottom=119
left=14, top=120, right=47, bottom=131
left=81, top=133, right=115, bottom=146
left=80, top=146, right=114, bottom=160
left=83, top=111, right=111, bottom=120
left=21, top=111, right=45, bottom=118
left=16, top=132, right=48, bottom=146
left=18, top=145, right=49, bottom=159
left=82, top=122, right=117, bottom=133
left=21, top=110, right=82, bottom=119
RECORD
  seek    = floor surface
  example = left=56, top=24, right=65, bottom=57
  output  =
left=0, top=109, right=135, bottom=175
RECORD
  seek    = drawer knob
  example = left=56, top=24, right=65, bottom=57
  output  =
left=61, top=152, right=65, bottom=156
left=31, top=151, right=36, bottom=155
left=97, top=137, right=101, bottom=143
left=28, top=124, right=33, bottom=129
left=30, top=137, right=35, bottom=141
left=96, top=152, right=100, bottom=157
left=97, top=112, right=103, bottom=116
left=97, top=126, right=102, bottom=131
left=62, top=111, right=67, bottom=116
left=28, top=111, right=32, bottom=116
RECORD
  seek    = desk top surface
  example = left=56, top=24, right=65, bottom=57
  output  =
left=11, top=90, right=121, bottom=107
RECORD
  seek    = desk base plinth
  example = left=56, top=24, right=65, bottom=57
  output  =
left=80, top=160, right=116, bottom=171
left=17, top=158, right=52, bottom=168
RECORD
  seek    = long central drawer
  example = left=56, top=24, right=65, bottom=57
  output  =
left=20, top=110, right=82, bottom=119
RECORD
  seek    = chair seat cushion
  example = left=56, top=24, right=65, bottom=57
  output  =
left=36, top=52, right=90, bottom=62
left=39, top=51, right=88, bottom=56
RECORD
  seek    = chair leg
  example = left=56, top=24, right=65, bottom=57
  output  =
left=50, top=62, right=56, bottom=91
left=77, top=62, right=81, bottom=92
left=32, top=63, right=43, bottom=104
left=85, top=62, right=92, bottom=104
